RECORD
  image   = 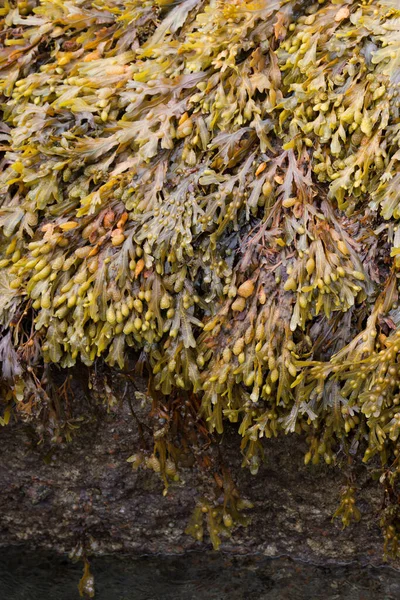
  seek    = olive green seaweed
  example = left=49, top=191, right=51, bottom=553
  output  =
left=1, top=0, right=400, bottom=555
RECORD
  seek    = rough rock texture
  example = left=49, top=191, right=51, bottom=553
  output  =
left=0, top=377, right=396, bottom=567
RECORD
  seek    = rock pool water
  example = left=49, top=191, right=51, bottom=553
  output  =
left=0, top=548, right=399, bottom=599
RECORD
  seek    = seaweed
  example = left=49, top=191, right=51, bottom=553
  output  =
left=1, top=0, right=400, bottom=556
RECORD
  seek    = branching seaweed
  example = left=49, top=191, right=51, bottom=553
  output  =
left=1, top=0, right=400, bottom=557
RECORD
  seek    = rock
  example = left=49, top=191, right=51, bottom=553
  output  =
left=0, top=382, right=395, bottom=567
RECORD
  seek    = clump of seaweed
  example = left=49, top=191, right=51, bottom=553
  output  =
left=1, top=0, right=400, bottom=556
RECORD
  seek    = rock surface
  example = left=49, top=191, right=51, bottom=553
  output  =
left=2, top=550, right=400, bottom=600
left=0, top=376, right=396, bottom=569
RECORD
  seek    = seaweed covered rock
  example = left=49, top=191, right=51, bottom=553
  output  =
left=0, top=0, right=400, bottom=556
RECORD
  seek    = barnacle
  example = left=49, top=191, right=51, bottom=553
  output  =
left=1, top=0, right=400, bottom=556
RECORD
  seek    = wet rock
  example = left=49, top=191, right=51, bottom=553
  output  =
left=25, top=483, right=53, bottom=506
left=0, top=389, right=396, bottom=567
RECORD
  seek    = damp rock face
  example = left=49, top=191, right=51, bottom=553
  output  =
left=0, top=389, right=388, bottom=565
left=1, top=550, right=400, bottom=600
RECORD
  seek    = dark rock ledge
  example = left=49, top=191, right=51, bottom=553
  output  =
left=0, top=385, right=396, bottom=569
